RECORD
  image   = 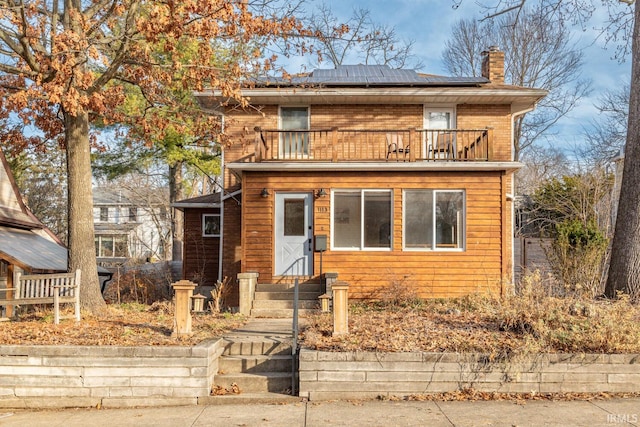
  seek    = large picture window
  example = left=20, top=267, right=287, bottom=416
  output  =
left=403, top=190, right=465, bottom=250
left=95, top=235, right=128, bottom=258
left=332, top=190, right=392, bottom=250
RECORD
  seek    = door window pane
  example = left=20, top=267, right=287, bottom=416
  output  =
left=284, top=199, right=305, bottom=236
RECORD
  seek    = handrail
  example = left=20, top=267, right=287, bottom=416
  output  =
left=252, top=127, right=493, bottom=162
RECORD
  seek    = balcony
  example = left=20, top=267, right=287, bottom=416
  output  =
left=252, top=127, right=495, bottom=163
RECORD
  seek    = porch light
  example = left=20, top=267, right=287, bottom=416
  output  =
left=260, top=188, right=270, bottom=198
left=316, top=188, right=327, bottom=198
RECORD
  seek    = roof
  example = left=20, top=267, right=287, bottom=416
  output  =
left=195, top=64, right=547, bottom=110
left=0, top=149, right=45, bottom=230
left=0, top=226, right=67, bottom=271
left=172, top=193, right=222, bottom=209
left=253, top=65, right=488, bottom=87
left=93, top=187, right=169, bottom=207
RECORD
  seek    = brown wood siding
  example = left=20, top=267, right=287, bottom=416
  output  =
left=239, top=171, right=511, bottom=299
left=182, top=208, right=220, bottom=288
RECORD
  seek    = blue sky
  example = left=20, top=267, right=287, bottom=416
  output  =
left=282, top=0, right=632, bottom=155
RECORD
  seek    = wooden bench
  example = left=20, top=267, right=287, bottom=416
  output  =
left=0, top=270, right=81, bottom=324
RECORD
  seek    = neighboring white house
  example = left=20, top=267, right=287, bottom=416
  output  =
left=93, top=187, right=171, bottom=266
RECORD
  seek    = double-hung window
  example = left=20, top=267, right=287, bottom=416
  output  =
left=279, top=106, right=309, bottom=157
left=403, top=190, right=465, bottom=250
left=332, top=190, right=392, bottom=250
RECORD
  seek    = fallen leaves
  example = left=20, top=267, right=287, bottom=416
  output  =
left=0, top=303, right=245, bottom=347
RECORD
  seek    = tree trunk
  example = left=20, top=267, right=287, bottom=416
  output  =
left=170, top=161, right=184, bottom=262
left=605, top=1, right=640, bottom=299
left=65, top=111, right=106, bottom=312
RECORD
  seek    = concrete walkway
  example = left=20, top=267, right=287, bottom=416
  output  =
left=2, top=397, right=640, bottom=426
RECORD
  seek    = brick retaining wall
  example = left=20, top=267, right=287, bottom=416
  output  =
left=299, top=350, right=640, bottom=400
left=0, top=339, right=224, bottom=408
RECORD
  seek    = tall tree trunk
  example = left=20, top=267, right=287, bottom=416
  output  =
left=605, top=1, right=640, bottom=299
left=65, top=111, right=106, bottom=312
left=170, top=161, right=184, bottom=262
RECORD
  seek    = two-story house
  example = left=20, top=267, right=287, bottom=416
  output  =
left=93, top=187, right=171, bottom=266
left=190, top=47, right=547, bottom=308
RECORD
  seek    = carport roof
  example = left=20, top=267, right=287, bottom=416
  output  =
left=0, top=226, right=67, bottom=272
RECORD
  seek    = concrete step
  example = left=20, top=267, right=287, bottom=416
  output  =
left=213, top=372, right=294, bottom=394
left=250, top=308, right=319, bottom=318
left=252, top=299, right=320, bottom=310
left=218, top=354, right=293, bottom=374
left=200, top=393, right=303, bottom=405
left=253, top=291, right=322, bottom=301
left=222, top=338, right=292, bottom=356
left=256, top=283, right=323, bottom=293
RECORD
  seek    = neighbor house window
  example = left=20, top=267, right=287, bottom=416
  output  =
left=100, top=207, right=109, bottom=222
left=203, top=214, right=220, bottom=237
left=279, top=106, right=309, bottom=157
left=129, top=207, right=137, bottom=222
left=95, top=235, right=128, bottom=257
left=403, top=190, right=465, bottom=250
left=332, top=190, right=392, bottom=250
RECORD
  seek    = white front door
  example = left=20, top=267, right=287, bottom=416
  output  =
left=275, top=192, right=313, bottom=276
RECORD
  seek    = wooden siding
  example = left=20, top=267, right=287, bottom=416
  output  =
left=240, top=171, right=512, bottom=299
left=182, top=208, right=220, bottom=288
left=222, top=104, right=514, bottom=164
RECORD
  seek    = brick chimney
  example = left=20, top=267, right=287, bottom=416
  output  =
left=481, top=46, right=505, bottom=84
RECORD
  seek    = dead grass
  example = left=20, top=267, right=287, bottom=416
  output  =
left=0, top=302, right=245, bottom=346
left=301, top=286, right=640, bottom=357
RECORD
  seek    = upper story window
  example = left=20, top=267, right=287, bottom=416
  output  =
left=279, top=106, right=309, bottom=157
left=332, top=190, right=392, bottom=250
left=403, top=189, right=465, bottom=251
left=99, top=207, right=109, bottom=222
left=129, top=207, right=137, bottom=222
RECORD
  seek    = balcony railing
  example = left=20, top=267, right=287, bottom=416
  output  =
left=252, top=127, right=494, bottom=162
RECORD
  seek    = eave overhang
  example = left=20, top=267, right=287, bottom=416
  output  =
left=195, top=87, right=547, bottom=109
left=226, top=161, right=523, bottom=173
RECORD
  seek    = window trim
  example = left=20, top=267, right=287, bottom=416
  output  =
left=402, top=189, right=466, bottom=252
left=330, top=189, right=393, bottom=251
left=95, top=234, right=129, bottom=258
left=202, top=214, right=221, bottom=237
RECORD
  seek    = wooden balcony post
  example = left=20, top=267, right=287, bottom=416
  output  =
left=331, top=127, right=338, bottom=162
left=486, top=127, right=494, bottom=161
left=409, top=128, right=416, bottom=162
left=254, top=126, right=263, bottom=162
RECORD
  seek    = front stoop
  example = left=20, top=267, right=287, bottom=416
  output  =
left=212, top=337, right=297, bottom=398
left=250, top=283, right=322, bottom=318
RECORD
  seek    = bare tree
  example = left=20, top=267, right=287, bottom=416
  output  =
left=583, top=84, right=629, bottom=165
left=516, top=144, right=571, bottom=195
left=303, top=3, right=423, bottom=69
left=454, top=0, right=639, bottom=298
left=442, top=8, right=591, bottom=160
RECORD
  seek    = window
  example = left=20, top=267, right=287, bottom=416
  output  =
left=280, top=106, right=309, bottom=157
left=100, top=207, right=108, bottom=222
left=424, top=107, right=456, bottom=159
left=404, top=190, right=465, bottom=250
left=202, top=214, right=220, bottom=237
left=129, top=207, right=137, bottom=222
left=95, top=235, right=128, bottom=257
left=332, top=190, right=392, bottom=250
